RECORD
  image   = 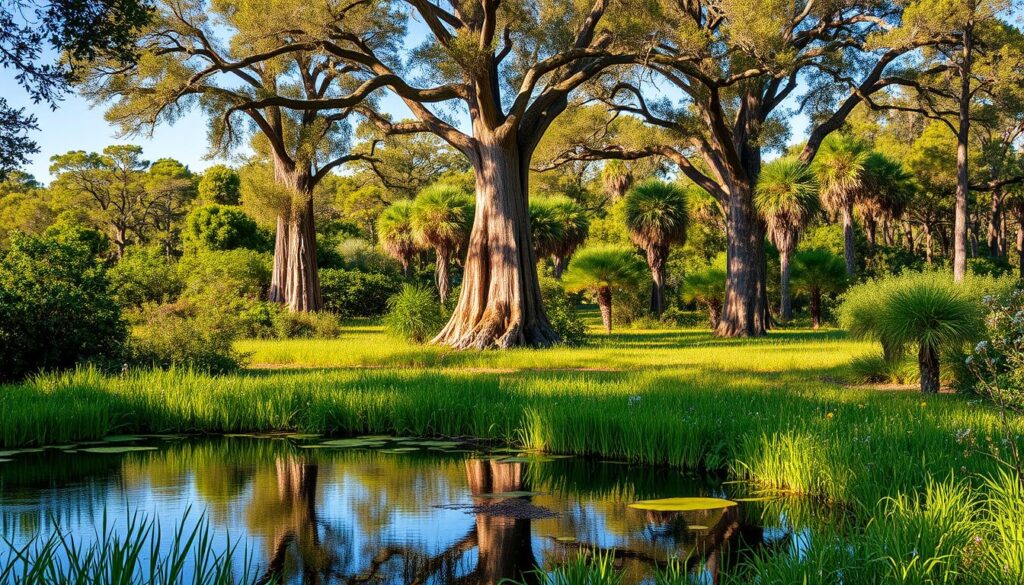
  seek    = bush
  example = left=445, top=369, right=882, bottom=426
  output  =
left=178, top=249, right=272, bottom=300
left=107, top=246, right=183, bottom=309
left=0, top=230, right=127, bottom=380
left=130, top=299, right=244, bottom=373
left=849, top=353, right=920, bottom=385
left=539, top=276, right=586, bottom=346
left=319, top=268, right=401, bottom=318
left=334, top=238, right=401, bottom=273
left=272, top=310, right=342, bottom=339
left=383, top=284, right=446, bottom=343
left=182, top=204, right=268, bottom=252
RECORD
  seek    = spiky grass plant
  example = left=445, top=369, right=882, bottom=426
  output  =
left=563, top=246, right=648, bottom=333
left=376, top=200, right=419, bottom=276
left=382, top=284, right=447, bottom=343
left=622, top=180, right=689, bottom=316
left=755, top=157, right=819, bottom=322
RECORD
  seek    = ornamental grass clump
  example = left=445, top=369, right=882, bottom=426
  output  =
left=383, top=284, right=447, bottom=343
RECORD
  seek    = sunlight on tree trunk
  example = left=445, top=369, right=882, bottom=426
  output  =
left=919, top=344, right=940, bottom=394
left=717, top=185, right=769, bottom=337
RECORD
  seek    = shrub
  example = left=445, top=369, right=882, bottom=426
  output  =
left=272, top=310, right=342, bottom=339
left=319, top=268, right=401, bottom=318
left=334, top=238, right=401, bottom=274
left=107, top=246, right=183, bottom=309
left=130, top=298, right=245, bottom=373
left=539, top=275, right=586, bottom=346
left=563, top=246, right=649, bottom=334
left=197, top=164, right=241, bottom=205
left=182, top=204, right=268, bottom=252
left=178, top=249, right=272, bottom=301
left=0, top=230, right=126, bottom=380
left=849, top=353, right=920, bottom=385
left=383, top=284, right=446, bottom=343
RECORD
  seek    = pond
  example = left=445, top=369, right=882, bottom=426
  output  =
left=0, top=435, right=834, bottom=584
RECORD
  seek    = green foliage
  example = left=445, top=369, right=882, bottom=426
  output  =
left=177, top=249, right=272, bottom=301
left=319, top=268, right=401, bottom=318
left=270, top=310, right=342, bottom=339
left=529, top=196, right=566, bottom=258
left=563, top=246, right=649, bottom=295
left=874, top=273, right=984, bottom=359
left=182, top=204, right=267, bottom=252
left=682, top=254, right=727, bottom=329
left=197, top=164, right=241, bottom=205
left=410, top=184, right=474, bottom=256
left=376, top=200, right=419, bottom=271
left=964, top=287, right=1024, bottom=409
left=792, top=249, right=848, bottom=296
left=332, top=238, right=400, bottom=274
left=130, top=299, right=245, bottom=373
left=383, top=284, right=446, bottom=343
left=539, top=275, right=586, bottom=346
left=622, top=179, right=689, bottom=251
left=0, top=229, right=126, bottom=380
left=107, top=246, right=183, bottom=309
left=754, top=157, right=819, bottom=252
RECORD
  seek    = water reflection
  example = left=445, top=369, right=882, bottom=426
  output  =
left=0, top=437, right=837, bottom=584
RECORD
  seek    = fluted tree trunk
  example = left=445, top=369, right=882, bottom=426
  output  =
left=645, top=245, right=668, bottom=317
left=270, top=161, right=323, bottom=313
left=842, top=205, right=856, bottom=276
left=717, top=181, right=770, bottom=337
left=779, top=248, right=793, bottom=322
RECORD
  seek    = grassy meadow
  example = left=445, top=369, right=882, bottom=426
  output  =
left=4, top=317, right=1024, bottom=582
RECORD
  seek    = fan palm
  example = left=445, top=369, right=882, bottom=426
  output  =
left=548, top=196, right=590, bottom=279
left=859, top=153, right=915, bottom=248
left=623, top=180, right=689, bottom=316
left=563, top=246, right=648, bottom=333
left=755, top=157, right=819, bottom=322
left=376, top=200, right=418, bottom=276
left=814, top=134, right=869, bottom=276
left=792, top=249, right=848, bottom=329
left=875, top=272, right=984, bottom=394
left=682, top=254, right=727, bottom=329
left=602, top=160, right=633, bottom=201
left=529, top=197, right=566, bottom=262
left=410, top=184, right=474, bottom=305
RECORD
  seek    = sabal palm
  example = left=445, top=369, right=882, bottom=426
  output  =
left=376, top=200, right=418, bottom=276
left=410, top=184, right=473, bottom=305
left=755, top=157, right=819, bottom=321
left=563, top=246, right=648, bottom=333
left=875, top=272, right=983, bottom=394
left=814, top=134, right=869, bottom=276
left=529, top=197, right=566, bottom=262
left=547, top=196, right=590, bottom=278
left=792, top=248, right=848, bottom=329
left=602, top=160, right=633, bottom=201
left=859, top=152, right=915, bottom=247
left=683, top=253, right=727, bottom=329
left=623, top=180, right=689, bottom=316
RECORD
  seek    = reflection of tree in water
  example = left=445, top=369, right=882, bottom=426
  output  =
left=463, top=459, right=538, bottom=585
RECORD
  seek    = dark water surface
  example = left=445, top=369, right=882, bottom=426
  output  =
left=0, top=435, right=829, bottom=583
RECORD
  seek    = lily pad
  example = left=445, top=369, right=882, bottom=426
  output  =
left=628, top=497, right=737, bottom=512
left=102, top=435, right=144, bottom=443
left=0, top=458, right=11, bottom=463
left=497, top=456, right=555, bottom=464
left=285, top=433, right=322, bottom=440
left=81, top=446, right=159, bottom=454
left=0, top=449, right=44, bottom=457
left=315, top=438, right=388, bottom=448
left=403, top=440, right=462, bottom=448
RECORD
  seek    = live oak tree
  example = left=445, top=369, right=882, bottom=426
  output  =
left=542, top=0, right=930, bottom=337
left=79, top=0, right=382, bottom=312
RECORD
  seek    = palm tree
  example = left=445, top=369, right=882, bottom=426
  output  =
left=755, top=157, right=819, bottom=322
left=548, top=196, right=590, bottom=279
left=814, top=134, right=869, bottom=276
left=683, top=254, right=727, bottom=329
left=602, top=160, right=633, bottom=201
left=377, top=200, right=418, bottom=277
left=529, top=197, right=566, bottom=263
left=859, top=153, right=915, bottom=248
left=563, top=246, right=648, bottom=333
left=791, top=249, right=848, bottom=329
left=623, top=179, right=689, bottom=316
left=410, top=184, right=473, bottom=305
left=876, top=272, right=984, bottom=394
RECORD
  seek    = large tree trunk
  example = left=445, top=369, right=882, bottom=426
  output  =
left=646, top=245, right=667, bottom=317
left=716, top=184, right=769, bottom=337
left=919, top=343, right=940, bottom=394
left=433, top=136, right=557, bottom=348
left=779, top=248, right=792, bottom=322
left=269, top=215, right=289, bottom=303
left=988, top=188, right=1005, bottom=258
left=842, top=205, right=856, bottom=276
left=953, top=25, right=973, bottom=282
left=597, top=286, right=612, bottom=334
left=284, top=196, right=322, bottom=312
left=435, top=249, right=452, bottom=305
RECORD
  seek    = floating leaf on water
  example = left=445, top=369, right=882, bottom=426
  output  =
left=382, top=447, right=420, bottom=453
left=733, top=497, right=776, bottom=503
left=0, top=449, right=44, bottom=457
left=554, top=536, right=577, bottom=543
left=45, top=445, right=78, bottom=450
left=81, top=447, right=159, bottom=454
left=360, top=435, right=402, bottom=441
left=497, top=456, right=555, bottom=464
left=402, top=441, right=462, bottom=449
left=285, top=434, right=322, bottom=440
left=316, top=438, right=388, bottom=448
left=0, top=459, right=11, bottom=463
left=628, top=497, right=737, bottom=512
left=102, top=435, right=143, bottom=443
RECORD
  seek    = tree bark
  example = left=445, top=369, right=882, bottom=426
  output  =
left=988, top=188, right=1005, bottom=258
left=716, top=183, right=769, bottom=337
left=842, top=205, right=856, bottom=276
left=597, top=286, right=612, bottom=334
left=269, top=215, right=289, bottom=303
left=434, top=249, right=452, bottom=306
left=1017, top=223, right=1023, bottom=279
left=903, top=221, right=915, bottom=254
left=552, top=255, right=567, bottom=279
left=952, top=23, right=973, bottom=282
left=919, top=343, right=940, bottom=394
left=433, top=135, right=557, bottom=348
left=284, top=196, right=322, bottom=312
left=925, top=225, right=934, bottom=265
left=779, top=249, right=792, bottom=322
left=810, top=289, right=822, bottom=330
left=865, top=217, right=877, bottom=250
left=646, top=245, right=668, bottom=317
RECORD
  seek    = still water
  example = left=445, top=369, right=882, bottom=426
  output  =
left=0, top=435, right=828, bottom=583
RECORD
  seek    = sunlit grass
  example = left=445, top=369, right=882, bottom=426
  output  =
left=2, top=325, right=1023, bottom=582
